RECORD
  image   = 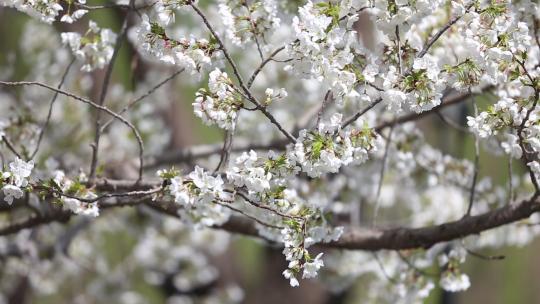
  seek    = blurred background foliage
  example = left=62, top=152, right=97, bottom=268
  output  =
left=1, top=1, right=539, bottom=303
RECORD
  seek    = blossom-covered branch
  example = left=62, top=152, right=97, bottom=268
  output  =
left=0, top=0, right=539, bottom=301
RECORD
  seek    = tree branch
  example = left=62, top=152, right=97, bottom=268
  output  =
left=145, top=138, right=289, bottom=168
left=148, top=88, right=487, bottom=168
left=416, top=3, right=474, bottom=59
left=375, top=88, right=490, bottom=132
left=30, top=58, right=76, bottom=160
left=89, top=2, right=134, bottom=183
left=331, top=196, right=540, bottom=250
left=0, top=212, right=71, bottom=236
left=0, top=80, right=145, bottom=184
left=2, top=188, right=539, bottom=253
left=190, top=3, right=296, bottom=143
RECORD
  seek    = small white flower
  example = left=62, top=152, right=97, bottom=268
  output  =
left=72, top=9, right=88, bottom=19
left=168, top=176, right=191, bottom=206
left=282, top=269, right=299, bottom=287
left=189, top=166, right=223, bottom=193
left=2, top=185, right=23, bottom=205
left=413, top=55, right=440, bottom=80
left=9, top=158, right=34, bottom=187
left=501, top=134, right=522, bottom=159
left=135, top=14, right=214, bottom=73
left=62, top=21, right=116, bottom=72
left=63, top=198, right=99, bottom=217
left=440, top=272, right=470, bottom=292
left=467, top=113, right=493, bottom=138
left=218, top=0, right=280, bottom=46
left=193, top=69, right=240, bottom=130
left=60, top=14, right=74, bottom=23
left=382, top=89, right=407, bottom=112
left=302, top=253, right=324, bottom=279
left=318, top=113, right=342, bottom=134
left=3, top=0, right=64, bottom=23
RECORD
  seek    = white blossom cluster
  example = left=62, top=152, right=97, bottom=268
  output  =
left=0, top=158, right=99, bottom=217
left=153, top=0, right=194, bottom=27
left=280, top=214, right=343, bottom=287
left=159, top=152, right=343, bottom=286
left=226, top=150, right=272, bottom=192
left=159, top=166, right=231, bottom=227
left=401, top=55, right=446, bottom=112
left=0, top=0, right=90, bottom=23
left=368, top=0, right=447, bottom=35
left=59, top=0, right=87, bottom=24
left=226, top=149, right=298, bottom=194
left=165, top=166, right=226, bottom=206
left=438, top=248, right=471, bottom=292
left=0, top=0, right=63, bottom=23
left=193, top=68, right=242, bottom=130
left=218, top=0, right=281, bottom=47
left=1, top=158, right=34, bottom=204
left=135, top=14, right=217, bottom=74
left=285, top=1, right=362, bottom=104
left=61, top=21, right=117, bottom=72
left=51, top=171, right=99, bottom=217
left=289, top=113, right=378, bottom=177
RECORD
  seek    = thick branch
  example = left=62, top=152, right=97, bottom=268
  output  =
left=331, top=197, right=540, bottom=250
left=1, top=191, right=539, bottom=253
left=145, top=195, right=540, bottom=251
left=0, top=212, right=71, bottom=236
left=96, top=187, right=540, bottom=251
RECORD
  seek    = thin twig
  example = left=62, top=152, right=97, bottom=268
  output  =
left=461, top=240, right=505, bottom=261
left=89, top=5, right=133, bottom=183
left=508, top=155, right=514, bottom=204
left=30, top=58, right=76, bottom=160
left=213, top=200, right=284, bottom=230
left=342, top=98, right=382, bottom=128
left=1, top=135, right=23, bottom=159
left=397, top=251, right=437, bottom=277
left=247, top=45, right=286, bottom=88
left=316, top=90, right=332, bottom=126
left=214, top=130, right=233, bottom=173
left=375, top=87, right=492, bottom=132
left=0, top=81, right=145, bottom=181
left=515, top=59, right=540, bottom=193
left=417, top=4, right=473, bottom=59
left=74, top=1, right=155, bottom=10
left=373, top=125, right=394, bottom=225
left=101, top=68, right=185, bottom=131
left=145, top=138, right=289, bottom=168
left=435, top=111, right=469, bottom=133
left=372, top=252, right=398, bottom=284
left=190, top=4, right=296, bottom=142
left=395, top=25, right=403, bottom=74
left=465, top=93, right=479, bottom=217
left=236, top=191, right=302, bottom=220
